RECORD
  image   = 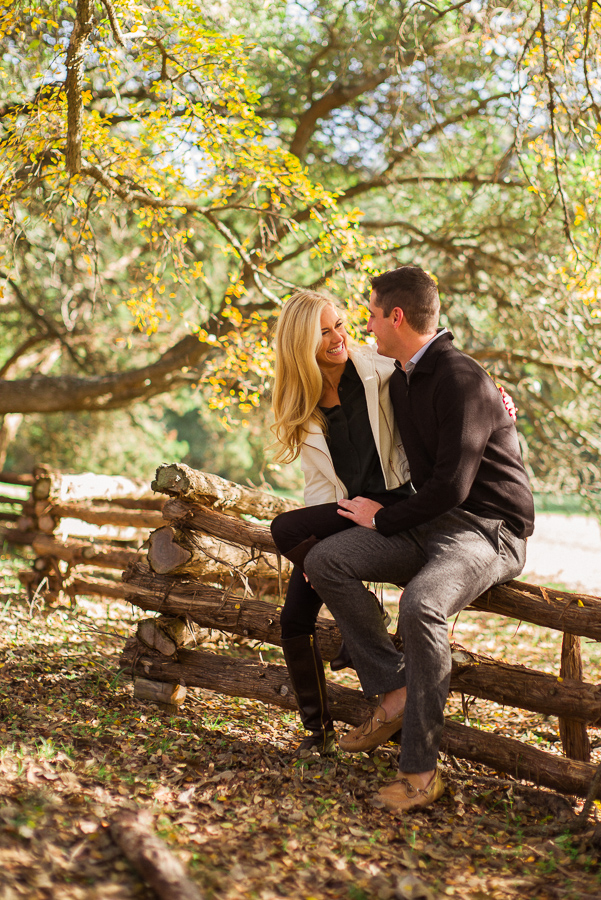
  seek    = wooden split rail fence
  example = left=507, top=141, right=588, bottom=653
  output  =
left=0, top=466, right=163, bottom=600
left=2, top=464, right=601, bottom=798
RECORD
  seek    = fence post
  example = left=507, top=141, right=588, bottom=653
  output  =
left=559, top=632, right=591, bottom=761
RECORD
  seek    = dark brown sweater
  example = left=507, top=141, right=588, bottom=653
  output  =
left=373, top=332, right=535, bottom=539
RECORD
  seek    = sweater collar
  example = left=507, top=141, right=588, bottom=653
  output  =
left=394, top=329, right=454, bottom=376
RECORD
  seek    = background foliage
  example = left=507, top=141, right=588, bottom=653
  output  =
left=1, top=0, right=600, bottom=504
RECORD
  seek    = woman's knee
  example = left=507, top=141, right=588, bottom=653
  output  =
left=270, top=512, right=288, bottom=548
left=270, top=509, right=312, bottom=553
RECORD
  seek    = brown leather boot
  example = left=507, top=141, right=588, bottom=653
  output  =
left=281, top=634, right=336, bottom=756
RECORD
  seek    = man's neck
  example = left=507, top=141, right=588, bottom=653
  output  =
left=398, top=330, right=438, bottom=369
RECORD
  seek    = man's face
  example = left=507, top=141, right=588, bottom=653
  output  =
left=367, top=291, right=399, bottom=358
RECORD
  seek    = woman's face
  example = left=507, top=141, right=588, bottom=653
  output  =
left=315, top=304, right=349, bottom=371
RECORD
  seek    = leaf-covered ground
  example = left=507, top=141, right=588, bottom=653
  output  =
left=1, top=552, right=601, bottom=900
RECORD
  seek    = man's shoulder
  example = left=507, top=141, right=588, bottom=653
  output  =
left=424, top=345, right=501, bottom=406
left=433, top=343, right=490, bottom=380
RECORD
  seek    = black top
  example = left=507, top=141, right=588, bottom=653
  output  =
left=320, top=360, right=404, bottom=499
left=374, top=332, right=535, bottom=539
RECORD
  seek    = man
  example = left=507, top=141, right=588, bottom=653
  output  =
left=303, top=265, right=534, bottom=814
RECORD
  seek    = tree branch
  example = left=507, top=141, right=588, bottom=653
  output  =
left=100, top=0, right=125, bottom=47
left=470, top=347, right=600, bottom=383
left=0, top=271, right=87, bottom=371
left=65, top=0, right=95, bottom=174
left=340, top=91, right=513, bottom=203
left=0, top=334, right=213, bottom=414
left=289, top=69, right=394, bottom=159
left=538, top=0, right=581, bottom=258
left=0, top=336, right=50, bottom=379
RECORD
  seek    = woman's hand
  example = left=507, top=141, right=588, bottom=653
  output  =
left=337, top=497, right=384, bottom=529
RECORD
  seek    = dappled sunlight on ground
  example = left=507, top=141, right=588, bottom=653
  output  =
left=1, top=548, right=601, bottom=899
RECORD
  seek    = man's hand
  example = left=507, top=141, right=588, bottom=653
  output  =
left=337, top=496, right=384, bottom=529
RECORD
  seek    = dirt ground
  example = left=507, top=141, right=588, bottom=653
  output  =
left=1, top=522, right=601, bottom=900
left=522, top=513, right=601, bottom=595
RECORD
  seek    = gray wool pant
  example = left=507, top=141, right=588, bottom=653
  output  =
left=304, top=509, right=527, bottom=773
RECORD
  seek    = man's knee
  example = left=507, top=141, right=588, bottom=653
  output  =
left=305, top=536, right=352, bottom=585
left=303, top=541, right=328, bottom=587
left=398, top=589, right=440, bottom=634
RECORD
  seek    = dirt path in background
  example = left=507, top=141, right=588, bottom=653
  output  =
left=522, top=513, right=601, bottom=594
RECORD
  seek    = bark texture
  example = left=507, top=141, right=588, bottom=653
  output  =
left=152, top=463, right=297, bottom=519
left=469, top=580, right=601, bottom=640
left=147, top=524, right=288, bottom=582
left=49, top=502, right=163, bottom=530
left=0, top=335, right=213, bottom=414
left=162, top=498, right=276, bottom=552
left=558, top=633, right=591, bottom=761
left=32, top=470, right=155, bottom=503
left=32, top=534, right=142, bottom=571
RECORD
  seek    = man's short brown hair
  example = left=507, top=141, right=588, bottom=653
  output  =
left=370, top=266, right=440, bottom=334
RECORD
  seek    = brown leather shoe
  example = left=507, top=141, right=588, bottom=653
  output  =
left=339, top=705, right=404, bottom=752
left=378, top=769, right=445, bottom=814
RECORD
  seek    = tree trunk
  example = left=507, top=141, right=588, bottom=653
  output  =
left=0, top=511, right=20, bottom=522
left=162, top=498, right=276, bottom=552
left=119, top=639, right=601, bottom=799
left=106, top=497, right=166, bottom=511
left=147, top=524, right=289, bottom=582
left=558, top=633, right=591, bottom=761
left=0, top=494, right=25, bottom=506
left=0, top=471, right=34, bottom=486
left=152, top=463, right=298, bottom=519
left=110, top=810, right=205, bottom=900
left=0, top=525, right=37, bottom=545
left=0, top=335, right=213, bottom=415
left=66, top=575, right=130, bottom=599
left=469, top=580, right=601, bottom=641
left=449, top=645, right=601, bottom=726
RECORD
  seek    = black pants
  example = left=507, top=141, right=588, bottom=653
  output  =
left=271, top=490, right=410, bottom=639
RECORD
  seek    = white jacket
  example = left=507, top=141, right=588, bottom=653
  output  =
left=300, top=344, right=410, bottom=506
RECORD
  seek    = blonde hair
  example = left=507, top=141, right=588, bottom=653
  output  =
left=272, top=290, right=343, bottom=462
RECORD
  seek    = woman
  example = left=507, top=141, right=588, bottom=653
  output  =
left=270, top=290, right=412, bottom=756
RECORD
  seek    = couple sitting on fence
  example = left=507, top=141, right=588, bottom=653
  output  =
left=269, top=265, right=534, bottom=815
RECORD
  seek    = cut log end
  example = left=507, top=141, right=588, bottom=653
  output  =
left=136, top=616, right=200, bottom=656
left=134, top=677, right=187, bottom=711
left=148, top=526, right=192, bottom=574
left=152, top=464, right=191, bottom=497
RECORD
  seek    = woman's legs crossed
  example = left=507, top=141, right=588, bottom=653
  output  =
left=271, top=502, right=355, bottom=562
